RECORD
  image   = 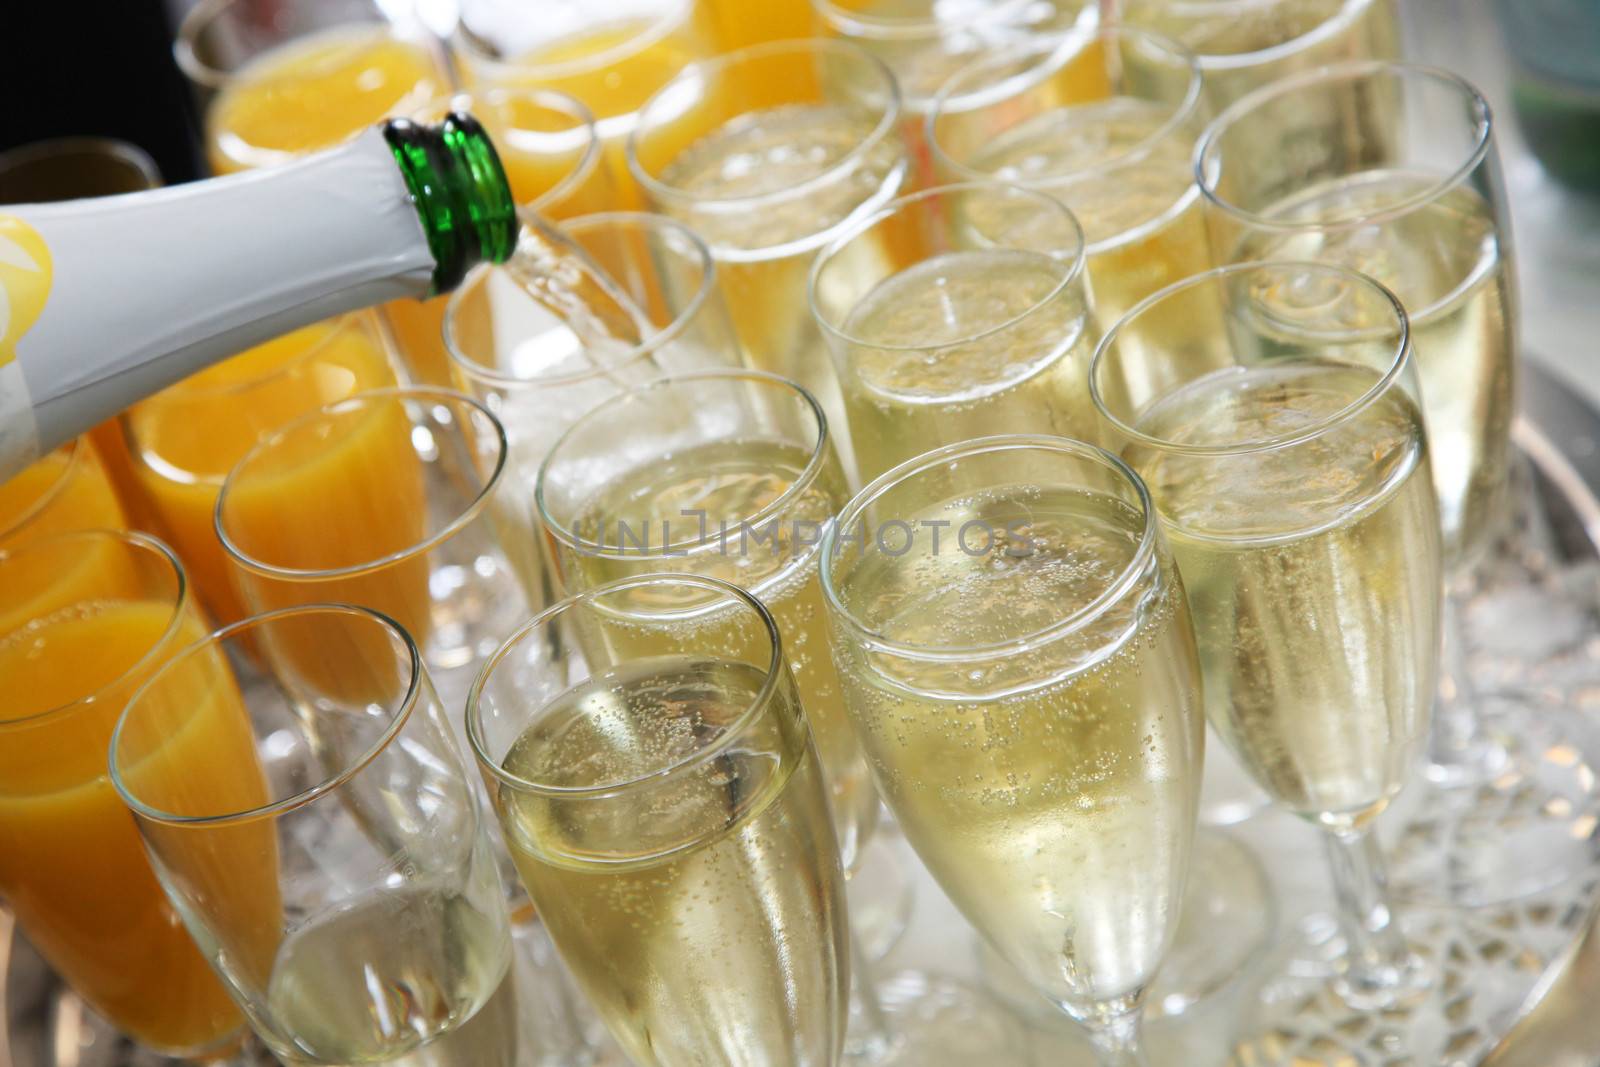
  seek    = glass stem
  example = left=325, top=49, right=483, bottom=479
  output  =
left=1321, top=822, right=1421, bottom=1009
left=1428, top=587, right=1498, bottom=784
left=1083, top=1005, right=1152, bottom=1067
left=847, top=926, right=901, bottom=1060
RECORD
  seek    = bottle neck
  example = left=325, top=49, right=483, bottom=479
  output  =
left=384, top=111, right=518, bottom=296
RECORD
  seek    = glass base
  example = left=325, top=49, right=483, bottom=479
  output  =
left=976, top=832, right=1274, bottom=1025
left=1228, top=894, right=1589, bottom=1065
left=1388, top=693, right=1600, bottom=907
left=844, top=971, right=1036, bottom=1066
left=1199, top=734, right=1271, bottom=828
left=848, top=829, right=917, bottom=963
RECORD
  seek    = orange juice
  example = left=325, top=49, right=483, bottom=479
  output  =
left=218, top=395, right=431, bottom=703
left=125, top=317, right=397, bottom=626
left=706, top=0, right=816, bottom=51
left=465, top=8, right=715, bottom=209
left=205, top=24, right=448, bottom=175
left=0, top=438, right=124, bottom=549
left=385, top=88, right=609, bottom=385
left=0, top=600, right=271, bottom=1054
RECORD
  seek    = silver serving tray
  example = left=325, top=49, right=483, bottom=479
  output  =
left=7, top=359, right=1600, bottom=1067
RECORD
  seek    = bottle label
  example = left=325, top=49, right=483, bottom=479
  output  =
left=0, top=215, right=49, bottom=472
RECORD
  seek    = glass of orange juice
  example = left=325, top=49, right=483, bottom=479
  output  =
left=121, top=312, right=398, bottom=627
left=452, top=0, right=717, bottom=208
left=111, top=604, right=518, bottom=1066
left=0, top=437, right=125, bottom=552
left=215, top=387, right=531, bottom=702
left=0, top=137, right=164, bottom=530
left=176, top=0, right=452, bottom=175
left=384, top=87, right=608, bottom=386
left=0, top=530, right=264, bottom=1059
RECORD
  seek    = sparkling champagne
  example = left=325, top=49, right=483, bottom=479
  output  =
left=265, top=887, right=518, bottom=1066
left=967, top=97, right=1211, bottom=326
left=1121, top=0, right=1402, bottom=106
left=496, top=656, right=848, bottom=1067
left=557, top=438, right=876, bottom=869
left=1240, top=170, right=1514, bottom=567
left=1127, top=362, right=1440, bottom=824
left=830, top=486, right=1202, bottom=1009
left=837, top=249, right=1096, bottom=482
left=654, top=103, right=909, bottom=469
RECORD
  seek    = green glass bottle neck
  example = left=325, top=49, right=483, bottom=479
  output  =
left=384, top=111, right=518, bottom=296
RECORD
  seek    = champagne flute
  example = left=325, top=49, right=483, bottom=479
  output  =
left=443, top=212, right=744, bottom=622
left=0, top=532, right=251, bottom=1063
left=111, top=604, right=520, bottom=1067
left=1194, top=63, right=1593, bottom=908
left=808, top=0, right=1093, bottom=183
left=0, top=136, right=162, bottom=532
left=928, top=24, right=1274, bottom=1021
left=536, top=370, right=1030, bottom=1062
left=1093, top=263, right=1445, bottom=1025
left=384, top=86, right=611, bottom=387
left=1111, top=0, right=1403, bottom=110
left=820, top=436, right=1206, bottom=1066
left=468, top=573, right=850, bottom=1066
left=215, top=387, right=531, bottom=704
left=927, top=26, right=1213, bottom=330
left=176, top=0, right=450, bottom=175
left=627, top=38, right=912, bottom=486
left=808, top=181, right=1098, bottom=485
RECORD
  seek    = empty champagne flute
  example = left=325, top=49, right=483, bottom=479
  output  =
left=1094, top=263, right=1451, bottom=1042
left=444, top=211, right=743, bottom=618
left=821, top=436, right=1206, bottom=1066
left=809, top=181, right=1097, bottom=485
left=111, top=604, right=520, bottom=1067
left=384, top=87, right=610, bottom=387
left=468, top=573, right=850, bottom=1066
left=1194, top=63, right=1591, bottom=907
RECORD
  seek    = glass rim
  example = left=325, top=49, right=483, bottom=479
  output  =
left=1194, top=60, right=1494, bottom=231
left=0, top=438, right=93, bottom=543
left=214, top=386, right=508, bottom=580
left=0, top=136, right=162, bottom=187
left=1089, top=260, right=1414, bottom=456
left=453, top=0, right=692, bottom=81
left=424, top=86, right=603, bottom=216
left=536, top=369, right=831, bottom=559
left=1166, top=0, right=1385, bottom=69
left=625, top=38, right=903, bottom=211
left=807, top=180, right=1088, bottom=352
left=467, top=572, right=786, bottom=798
left=0, top=530, right=190, bottom=732
left=174, top=0, right=424, bottom=90
left=819, top=434, right=1160, bottom=662
left=442, top=212, right=719, bottom=390
left=109, top=602, right=424, bottom=827
left=926, top=26, right=1203, bottom=189
left=810, top=0, right=1037, bottom=39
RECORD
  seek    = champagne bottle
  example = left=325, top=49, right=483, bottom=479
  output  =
left=0, top=112, right=517, bottom=480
